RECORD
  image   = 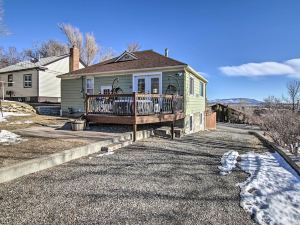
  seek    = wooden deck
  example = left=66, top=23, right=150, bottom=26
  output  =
left=85, top=93, right=184, bottom=140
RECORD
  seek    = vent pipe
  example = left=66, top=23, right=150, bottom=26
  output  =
left=165, top=48, right=169, bottom=57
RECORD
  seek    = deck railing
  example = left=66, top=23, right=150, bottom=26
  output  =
left=85, top=93, right=183, bottom=116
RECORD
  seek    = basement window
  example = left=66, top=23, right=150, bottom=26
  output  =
left=189, top=115, right=193, bottom=131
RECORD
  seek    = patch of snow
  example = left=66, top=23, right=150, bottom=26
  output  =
left=96, top=151, right=114, bottom=157
left=8, top=120, right=33, bottom=125
left=0, top=112, right=31, bottom=122
left=218, top=150, right=239, bottom=175
left=220, top=150, right=300, bottom=225
left=0, top=130, right=26, bottom=145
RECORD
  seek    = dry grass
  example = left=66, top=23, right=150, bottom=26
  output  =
left=0, top=136, right=87, bottom=167
left=0, top=114, right=70, bottom=131
left=0, top=113, right=85, bottom=167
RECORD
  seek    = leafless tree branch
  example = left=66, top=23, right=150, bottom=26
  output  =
left=126, top=42, right=141, bottom=52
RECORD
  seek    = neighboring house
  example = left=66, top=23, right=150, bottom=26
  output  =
left=211, top=103, right=246, bottom=123
left=0, top=48, right=85, bottom=103
left=58, top=49, right=207, bottom=134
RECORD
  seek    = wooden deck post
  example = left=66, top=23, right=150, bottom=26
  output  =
left=170, top=94, right=175, bottom=139
left=133, top=92, right=137, bottom=142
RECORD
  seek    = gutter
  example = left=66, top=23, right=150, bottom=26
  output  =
left=57, top=65, right=188, bottom=79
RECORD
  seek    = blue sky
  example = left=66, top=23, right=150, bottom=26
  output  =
left=1, top=0, right=300, bottom=100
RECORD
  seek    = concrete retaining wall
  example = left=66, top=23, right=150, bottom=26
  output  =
left=0, top=130, right=153, bottom=183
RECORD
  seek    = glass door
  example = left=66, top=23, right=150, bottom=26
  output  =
left=134, top=75, right=161, bottom=94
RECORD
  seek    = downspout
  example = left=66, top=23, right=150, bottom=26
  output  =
left=37, top=69, right=39, bottom=103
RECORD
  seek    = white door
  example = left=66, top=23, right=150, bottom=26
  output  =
left=133, top=75, right=161, bottom=94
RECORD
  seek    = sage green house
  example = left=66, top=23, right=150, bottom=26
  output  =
left=58, top=50, right=207, bottom=133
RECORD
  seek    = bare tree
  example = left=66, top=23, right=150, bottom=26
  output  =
left=126, top=42, right=141, bottom=52
left=39, top=40, right=68, bottom=57
left=287, top=80, right=300, bottom=111
left=0, top=0, right=9, bottom=35
left=99, top=47, right=116, bottom=62
left=0, top=46, right=23, bottom=68
left=83, top=33, right=99, bottom=65
left=58, top=23, right=83, bottom=56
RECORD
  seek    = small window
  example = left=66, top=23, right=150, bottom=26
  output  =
left=23, top=74, right=32, bottom=88
left=137, top=78, right=145, bottom=93
left=189, top=77, right=194, bottom=95
left=101, top=86, right=112, bottom=94
left=200, top=112, right=203, bottom=125
left=189, top=115, right=193, bottom=131
left=199, top=82, right=204, bottom=97
left=86, top=78, right=94, bottom=95
left=8, top=74, right=13, bottom=87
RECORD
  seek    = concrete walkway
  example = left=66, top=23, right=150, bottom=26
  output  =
left=15, top=124, right=132, bottom=144
left=0, top=127, right=267, bottom=224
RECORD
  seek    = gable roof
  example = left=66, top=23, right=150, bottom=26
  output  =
left=60, top=50, right=187, bottom=77
left=0, top=54, right=70, bottom=74
left=0, top=54, right=87, bottom=74
left=114, top=51, right=138, bottom=62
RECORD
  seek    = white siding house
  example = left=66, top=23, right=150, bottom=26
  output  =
left=0, top=50, right=85, bottom=103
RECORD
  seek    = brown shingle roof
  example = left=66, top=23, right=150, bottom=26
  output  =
left=66, top=50, right=187, bottom=76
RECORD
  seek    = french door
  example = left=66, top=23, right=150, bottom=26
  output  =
left=133, top=75, right=161, bottom=94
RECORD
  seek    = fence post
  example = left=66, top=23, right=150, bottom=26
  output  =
left=133, top=92, right=137, bottom=142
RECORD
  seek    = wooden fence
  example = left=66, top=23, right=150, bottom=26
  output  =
left=205, top=111, right=216, bottom=130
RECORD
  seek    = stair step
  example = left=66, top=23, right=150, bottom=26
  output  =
left=100, top=140, right=132, bottom=152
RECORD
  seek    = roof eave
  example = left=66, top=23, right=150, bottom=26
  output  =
left=186, top=66, right=208, bottom=83
left=58, top=65, right=187, bottom=79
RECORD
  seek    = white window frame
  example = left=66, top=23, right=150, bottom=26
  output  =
left=101, top=85, right=112, bottom=94
left=200, top=112, right=203, bottom=125
left=8, top=74, right=13, bottom=87
left=189, top=114, right=194, bottom=132
left=132, top=72, right=162, bottom=94
left=189, top=76, right=194, bottom=96
left=199, top=81, right=204, bottom=97
left=86, top=77, right=94, bottom=95
left=23, top=74, right=32, bottom=88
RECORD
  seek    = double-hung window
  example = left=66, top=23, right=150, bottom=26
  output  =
left=189, top=77, right=194, bottom=95
left=23, top=74, right=32, bottom=88
left=8, top=74, right=13, bottom=87
left=86, top=77, right=94, bottom=95
left=199, top=82, right=204, bottom=97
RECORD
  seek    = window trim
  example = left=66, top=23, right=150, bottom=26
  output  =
left=200, top=112, right=203, bottom=125
left=23, top=74, right=32, bottom=88
left=199, top=81, right=204, bottom=97
left=86, top=77, right=94, bottom=95
left=8, top=74, right=13, bottom=87
left=100, top=85, right=111, bottom=94
left=189, top=114, right=193, bottom=132
left=189, top=76, right=194, bottom=96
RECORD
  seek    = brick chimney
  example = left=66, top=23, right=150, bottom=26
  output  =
left=69, top=46, right=80, bottom=72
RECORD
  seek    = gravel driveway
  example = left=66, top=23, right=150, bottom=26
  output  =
left=0, top=127, right=268, bottom=225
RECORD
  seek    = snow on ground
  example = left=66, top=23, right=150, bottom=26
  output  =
left=218, top=150, right=239, bottom=175
left=8, top=120, right=33, bottom=125
left=220, top=150, right=300, bottom=225
left=0, top=130, right=26, bottom=145
left=0, top=112, right=31, bottom=122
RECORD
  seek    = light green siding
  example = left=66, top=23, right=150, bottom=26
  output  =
left=60, top=69, right=205, bottom=117
left=184, top=71, right=206, bottom=115
left=162, top=71, right=184, bottom=95
left=94, top=74, right=132, bottom=94
left=61, top=78, right=85, bottom=113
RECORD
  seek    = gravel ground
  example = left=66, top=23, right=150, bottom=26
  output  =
left=0, top=127, right=269, bottom=224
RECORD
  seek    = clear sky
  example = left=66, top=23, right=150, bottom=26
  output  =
left=1, top=0, right=300, bottom=100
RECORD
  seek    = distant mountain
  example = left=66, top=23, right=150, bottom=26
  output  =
left=209, top=98, right=263, bottom=105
